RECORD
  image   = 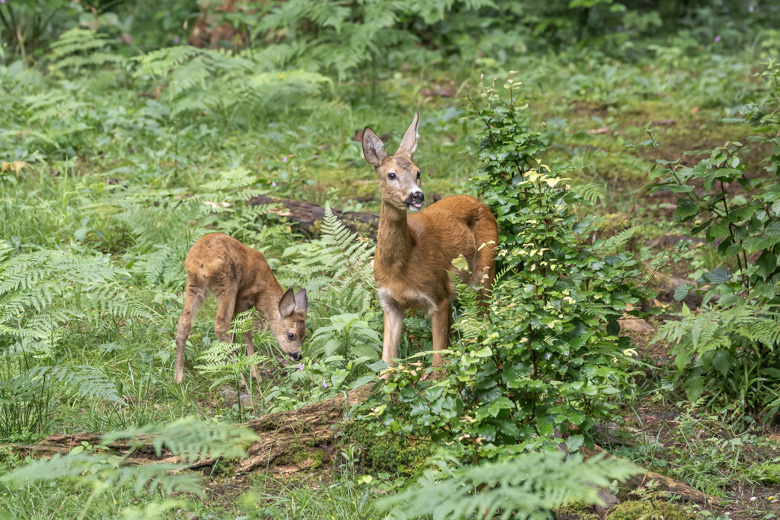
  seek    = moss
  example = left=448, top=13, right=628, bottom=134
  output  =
left=291, top=445, right=325, bottom=470
left=272, top=442, right=325, bottom=470
left=607, top=500, right=693, bottom=520
left=556, top=501, right=599, bottom=520
left=597, top=212, right=640, bottom=253
left=344, top=420, right=431, bottom=476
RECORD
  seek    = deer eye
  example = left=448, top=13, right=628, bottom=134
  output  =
left=287, top=332, right=296, bottom=340
left=416, top=171, right=421, bottom=180
left=387, top=172, right=397, bottom=180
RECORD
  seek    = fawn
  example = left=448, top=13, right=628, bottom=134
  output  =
left=362, top=112, right=498, bottom=368
left=174, top=233, right=307, bottom=384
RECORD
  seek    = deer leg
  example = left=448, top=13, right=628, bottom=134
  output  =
left=431, top=300, right=452, bottom=367
left=235, top=301, right=263, bottom=385
left=174, top=283, right=206, bottom=384
left=381, top=303, right=404, bottom=367
left=243, top=328, right=264, bottom=385
left=214, top=288, right=237, bottom=344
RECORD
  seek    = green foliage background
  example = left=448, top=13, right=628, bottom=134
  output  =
left=0, top=0, right=779, bottom=518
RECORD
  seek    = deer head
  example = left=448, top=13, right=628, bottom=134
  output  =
left=362, top=112, right=424, bottom=212
left=272, top=288, right=308, bottom=361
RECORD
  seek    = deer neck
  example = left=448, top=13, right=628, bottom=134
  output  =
left=376, top=200, right=413, bottom=270
left=255, top=277, right=284, bottom=328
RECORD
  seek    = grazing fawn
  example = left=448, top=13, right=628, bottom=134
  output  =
left=362, top=112, right=498, bottom=368
left=174, top=233, right=307, bottom=384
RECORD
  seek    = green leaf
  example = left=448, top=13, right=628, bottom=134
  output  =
left=703, top=266, right=732, bottom=284
left=711, top=350, right=732, bottom=377
left=452, top=255, right=470, bottom=271
left=487, top=397, right=515, bottom=417
left=674, top=283, right=692, bottom=301
left=496, top=420, right=520, bottom=438
left=606, top=319, right=620, bottom=336
left=707, top=222, right=730, bottom=240
left=757, top=250, right=777, bottom=276
left=565, top=435, right=584, bottom=453
left=743, top=236, right=780, bottom=253
left=536, top=419, right=554, bottom=437
left=674, top=198, right=699, bottom=220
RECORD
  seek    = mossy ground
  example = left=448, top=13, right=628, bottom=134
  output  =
left=607, top=500, right=693, bottom=520
left=343, top=420, right=431, bottom=476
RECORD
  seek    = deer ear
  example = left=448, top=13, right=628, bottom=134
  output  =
left=278, top=289, right=296, bottom=318
left=294, top=288, right=307, bottom=315
left=362, top=127, right=387, bottom=168
left=396, top=111, right=419, bottom=158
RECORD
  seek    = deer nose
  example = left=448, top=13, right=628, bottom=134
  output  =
left=406, top=191, right=424, bottom=204
left=290, top=352, right=302, bottom=361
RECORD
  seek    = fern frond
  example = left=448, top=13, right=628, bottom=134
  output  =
left=575, top=181, right=607, bottom=203
left=378, top=451, right=641, bottom=520
left=47, top=28, right=124, bottom=73
left=32, top=365, right=126, bottom=406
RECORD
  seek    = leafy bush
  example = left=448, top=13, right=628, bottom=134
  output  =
left=647, top=60, right=780, bottom=421
left=357, top=74, right=646, bottom=463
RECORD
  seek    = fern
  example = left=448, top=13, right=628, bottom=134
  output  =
left=739, top=316, right=780, bottom=347
left=31, top=365, right=127, bottom=406
left=47, top=28, right=124, bottom=74
left=22, top=91, right=85, bottom=122
left=193, top=312, right=269, bottom=389
left=575, top=181, right=607, bottom=204
left=0, top=243, right=153, bottom=420
left=590, top=226, right=639, bottom=255
left=134, top=46, right=331, bottom=120
left=657, top=300, right=779, bottom=373
left=378, top=450, right=641, bottom=520
left=283, top=202, right=377, bottom=314
left=0, top=245, right=153, bottom=354
left=255, top=0, right=494, bottom=79
left=320, top=202, right=375, bottom=289
left=1, top=418, right=259, bottom=518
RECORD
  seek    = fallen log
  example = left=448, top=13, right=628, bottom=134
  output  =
left=14, top=384, right=374, bottom=472
left=8, top=387, right=721, bottom=509
left=247, top=195, right=379, bottom=239
left=589, top=445, right=718, bottom=507
left=237, top=384, right=372, bottom=472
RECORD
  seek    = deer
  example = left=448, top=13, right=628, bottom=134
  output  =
left=361, top=112, right=498, bottom=369
left=174, top=233, right=307, bottom=385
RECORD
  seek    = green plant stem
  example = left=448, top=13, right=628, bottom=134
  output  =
left=719, top=180, right=747, bottom=286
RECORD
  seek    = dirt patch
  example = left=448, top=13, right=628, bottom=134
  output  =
left=605, top=404, right=780, bottom=519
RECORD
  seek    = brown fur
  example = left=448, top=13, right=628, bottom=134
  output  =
left=362, top=112, right=498, bottom=367
left=174, top=233, right=307, bottom=384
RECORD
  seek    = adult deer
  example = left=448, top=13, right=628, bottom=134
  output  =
left=362, top=112, right=498, bottom=368
left=174, top=233, right=307, bottom=384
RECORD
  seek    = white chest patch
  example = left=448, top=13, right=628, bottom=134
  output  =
left=378, top=287, right=436, bottom=314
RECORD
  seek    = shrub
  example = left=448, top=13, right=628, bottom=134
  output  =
left=356, top=74, right=647, bottom=463
left=647, top=59, right=780, bottom=421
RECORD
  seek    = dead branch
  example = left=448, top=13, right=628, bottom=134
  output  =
left=590, top=445, right=718, bottom=506
left=247, top=195, right=379, bottom=239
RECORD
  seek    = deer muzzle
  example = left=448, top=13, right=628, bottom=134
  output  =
left=405, top=190, right=424, bottom=212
